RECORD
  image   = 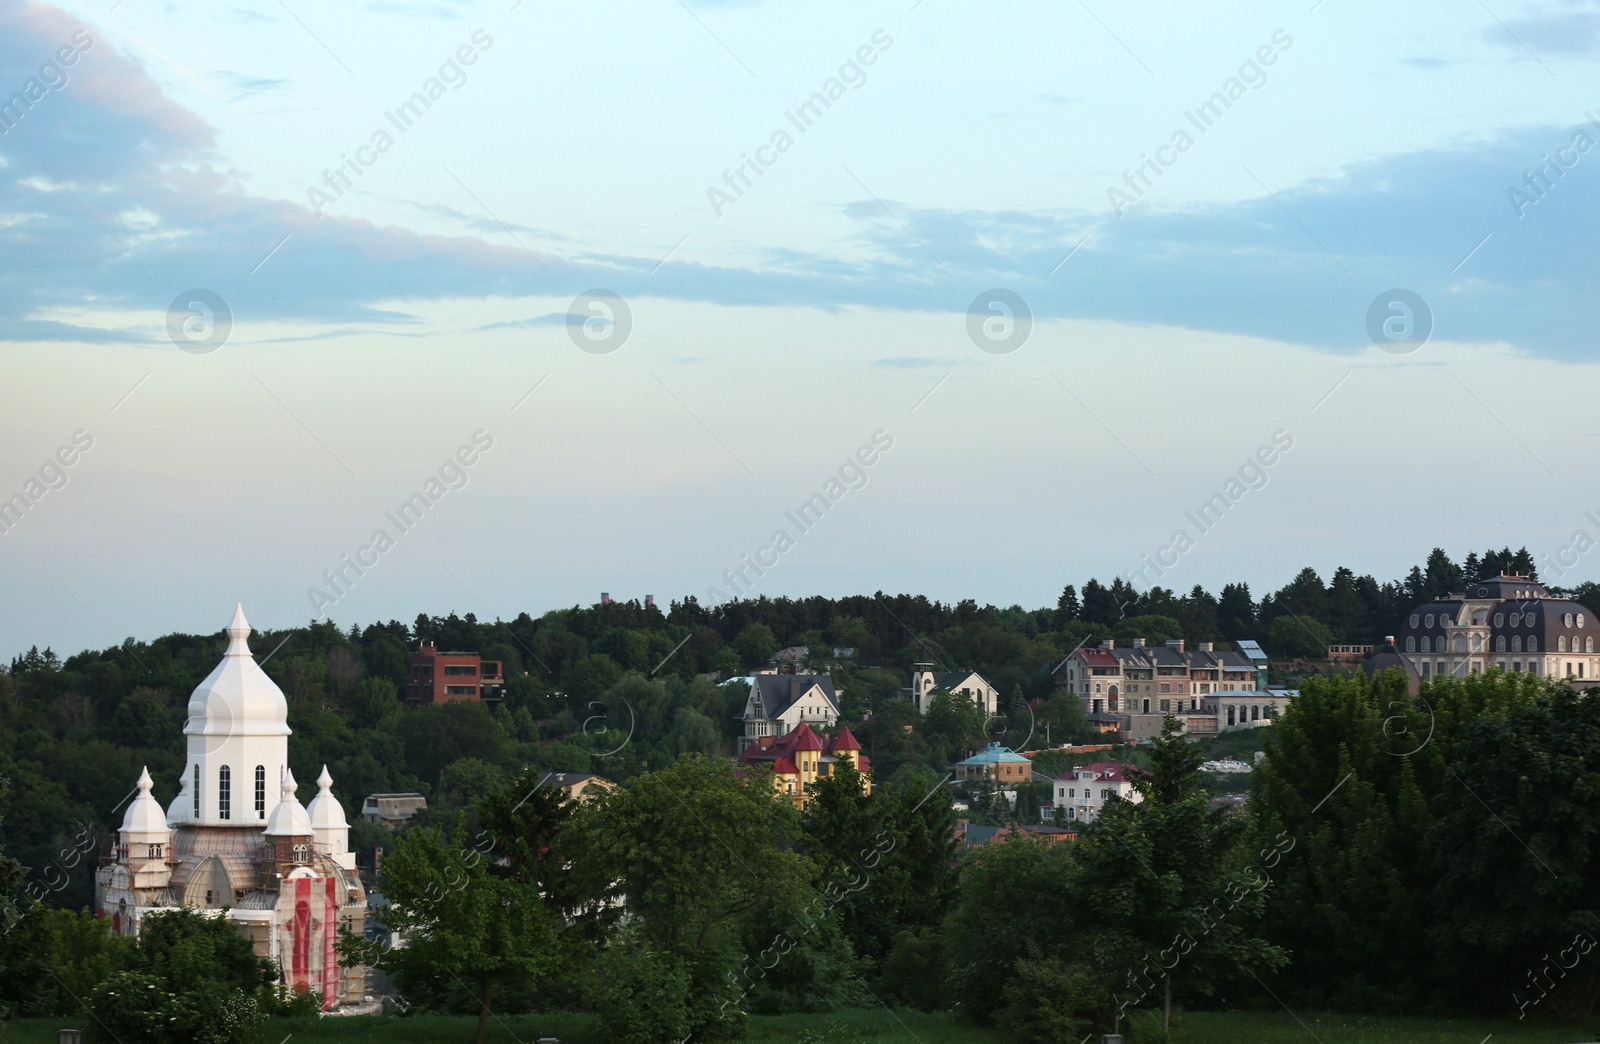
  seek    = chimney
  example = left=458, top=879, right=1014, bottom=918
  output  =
left=1132, top=637, right=1146, bottom=648
left=1102, top=639, right=1115, bottom=650
left=645, top=594, right=655, bottom=608
left=1198, top=642, right=1212, bottom=652
left=600, top=592, right=611, bottom=605
left=1166, top=639, right=1185, bottom=653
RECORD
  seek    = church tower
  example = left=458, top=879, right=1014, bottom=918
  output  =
left=170, top=604, right=291, bottom=828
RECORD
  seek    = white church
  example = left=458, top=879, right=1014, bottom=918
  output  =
left=94, top=605, right=369, bottom=1010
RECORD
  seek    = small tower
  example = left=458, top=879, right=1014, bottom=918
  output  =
left=306, top=765, right=355, bottom=870
left=120, top=766, right=172, bottom=891
left=264, top=770, right=315, bottom=874
left=911, top=662, right=938, bottom=716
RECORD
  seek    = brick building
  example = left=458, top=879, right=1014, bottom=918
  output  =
left=404, top=640, right=503, bottom=705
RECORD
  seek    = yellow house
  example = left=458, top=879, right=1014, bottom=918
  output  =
left=737, top=721, right=871, bottom=807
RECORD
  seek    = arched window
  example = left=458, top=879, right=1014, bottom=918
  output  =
left=1453, top=635, right=1466, bottom=653
left=1559, top=636, right=1568, bottom=652
left=1529, top=636, right=1539, bottom=652
left=1512, top=635, right=1523, bottom=652
left=1227, top=705, right=1236, bottom=726
left=1587, top=637, right=1595, bottom=653
left=192, top=764, right=200, bottom=819
left=1495, top=636, right=1506, bottom=652
left=218, top=765, right=231, bottom=820
left=1405, top=636, right=1416, bottom=652
left=1421, top=636, right=1432, bottom=653
left=292, top=843, right=309, bottom=864
left=1251, top=705, right=1260, bottom=721
left=255, top=766, right=266, bottom=820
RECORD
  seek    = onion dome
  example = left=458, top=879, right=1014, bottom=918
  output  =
left=121, top=767, right=170, bottom=841
left=264, top=769, right=313, bottom=837
left=305, top=765, right=350, bottom=854
left=184, top=604, right=290, bottom=743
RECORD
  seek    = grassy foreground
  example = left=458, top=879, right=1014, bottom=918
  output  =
left=2, top=1009, right=1592, bottom=1042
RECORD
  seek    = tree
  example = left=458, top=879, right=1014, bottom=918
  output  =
left=1057, top=585, right=1081, bottom=619
left=1078, top=786, right=1287, bottom=1034
left=343, top=818, right=561, bottom=1044
left=1267, top=613, right=1334, bottom=660
left=572, top=755, right=826, bottom=1037
left=351, top=676, right=401, bottom=730
left=86, top=907, right=276, bottom=1044
left=732, top=623, right=778, bottom=667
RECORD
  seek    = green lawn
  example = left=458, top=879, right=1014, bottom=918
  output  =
left=4, top=1009, right=1591, bottom=1043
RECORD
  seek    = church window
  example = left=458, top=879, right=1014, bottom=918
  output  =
left=149, top=843, right=163, bottom=859
left=218, top=765, right=231, bottom=820
left=292, top=843, right=309, bottom=863
left=255, top=766, right=266, bottom=819
left=192, top=764, right=200, bottom=818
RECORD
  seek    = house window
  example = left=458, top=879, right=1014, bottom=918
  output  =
left=1529, top=637, right=1539, bottom=652
left=1512, top=635, right=1522, bottom=652
left=1420, top=637, right=1431, bottom=653
left=255, top=766, right=266, bottom=819
left=1560, top=636, right=1568, bottom=652
left=1405, top=637, right=1416, bottom=652
left=1495, top=636, right=1506, bottom=652
left=218, top=765, right=231, bottom=820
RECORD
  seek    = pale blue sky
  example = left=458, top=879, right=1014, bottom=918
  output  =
left=2, top=0, right=1598, bottom=656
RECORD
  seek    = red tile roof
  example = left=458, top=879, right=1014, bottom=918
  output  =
left=830, top=725, right=861, bottom=751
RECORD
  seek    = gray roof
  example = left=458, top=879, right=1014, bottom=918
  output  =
left=749, top=674, right=840, bottom=720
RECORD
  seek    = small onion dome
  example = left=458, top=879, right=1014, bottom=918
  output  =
left=122, top=766, right=171, bottom=841
left=264, top=769, right=313, bottom=837
left=305, top=765, right=350, bottom=853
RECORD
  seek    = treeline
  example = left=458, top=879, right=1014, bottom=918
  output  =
left=8, top=667, right=1597, bottom=1040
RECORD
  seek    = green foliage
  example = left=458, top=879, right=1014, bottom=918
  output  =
left=0, top=904, right=132, bottom=1018
left=996, top=947, right=1114, bottom=1044
left=584, top=932, right=693, bottom=1044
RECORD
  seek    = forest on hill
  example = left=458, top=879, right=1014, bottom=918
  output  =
left=1, top=543, right=1590, bottom=919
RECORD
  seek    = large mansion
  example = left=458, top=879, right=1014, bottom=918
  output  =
left=738, top=673, right=841, bottom=753
left=1389, top=574, right=1599, bottom=681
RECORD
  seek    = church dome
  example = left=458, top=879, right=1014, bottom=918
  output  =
left=264, top=769, right=313, bottom=837
left=184, top=604, right=290, bottom=747
left=122, top=767, right=170, bottom=839
left=306, top=765, right=350, bottom=855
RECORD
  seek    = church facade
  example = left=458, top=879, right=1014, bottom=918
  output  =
left=94, top=605, right=369, bottom=1010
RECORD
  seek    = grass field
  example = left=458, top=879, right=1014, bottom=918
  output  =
left=3, top=1008, right=1592, bottom=1042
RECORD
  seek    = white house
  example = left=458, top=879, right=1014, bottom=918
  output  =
left=738, top=673, right=841, bottom=753
left=1047, top=762, right=1143, bottom=824
left=911, top=663, right=999, bottom=718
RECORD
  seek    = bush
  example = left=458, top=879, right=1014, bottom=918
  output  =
left=585, top=940, right=693, bottom=1044
left=996, top=952, right=1114, bottom=1044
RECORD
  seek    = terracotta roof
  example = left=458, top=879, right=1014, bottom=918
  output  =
left=789, top=721, right=823, bottom=752
left=772, top=755, right=799, bottom=775
left=830, top=725, right=861, bottom=751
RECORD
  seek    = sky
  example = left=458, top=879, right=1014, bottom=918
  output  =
left=2, top=0, right=1599, bottom=658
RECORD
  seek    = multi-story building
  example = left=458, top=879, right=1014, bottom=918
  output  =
left=737, top=673, right=841, bottom=753
left=909, top=664, right=1000, bottom=718
left=737, top=721, right=870, bottom=806
left=1045, top=761, right=1143, bottom=824
left=1389, top=573, right=1599, bottom=682
left=1054, top=639, right=1274, bottom=733
left=404, top=640, right=504, bottom=705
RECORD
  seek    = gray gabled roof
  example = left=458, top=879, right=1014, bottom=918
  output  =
left=749, top=674, right=840, bottom=720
